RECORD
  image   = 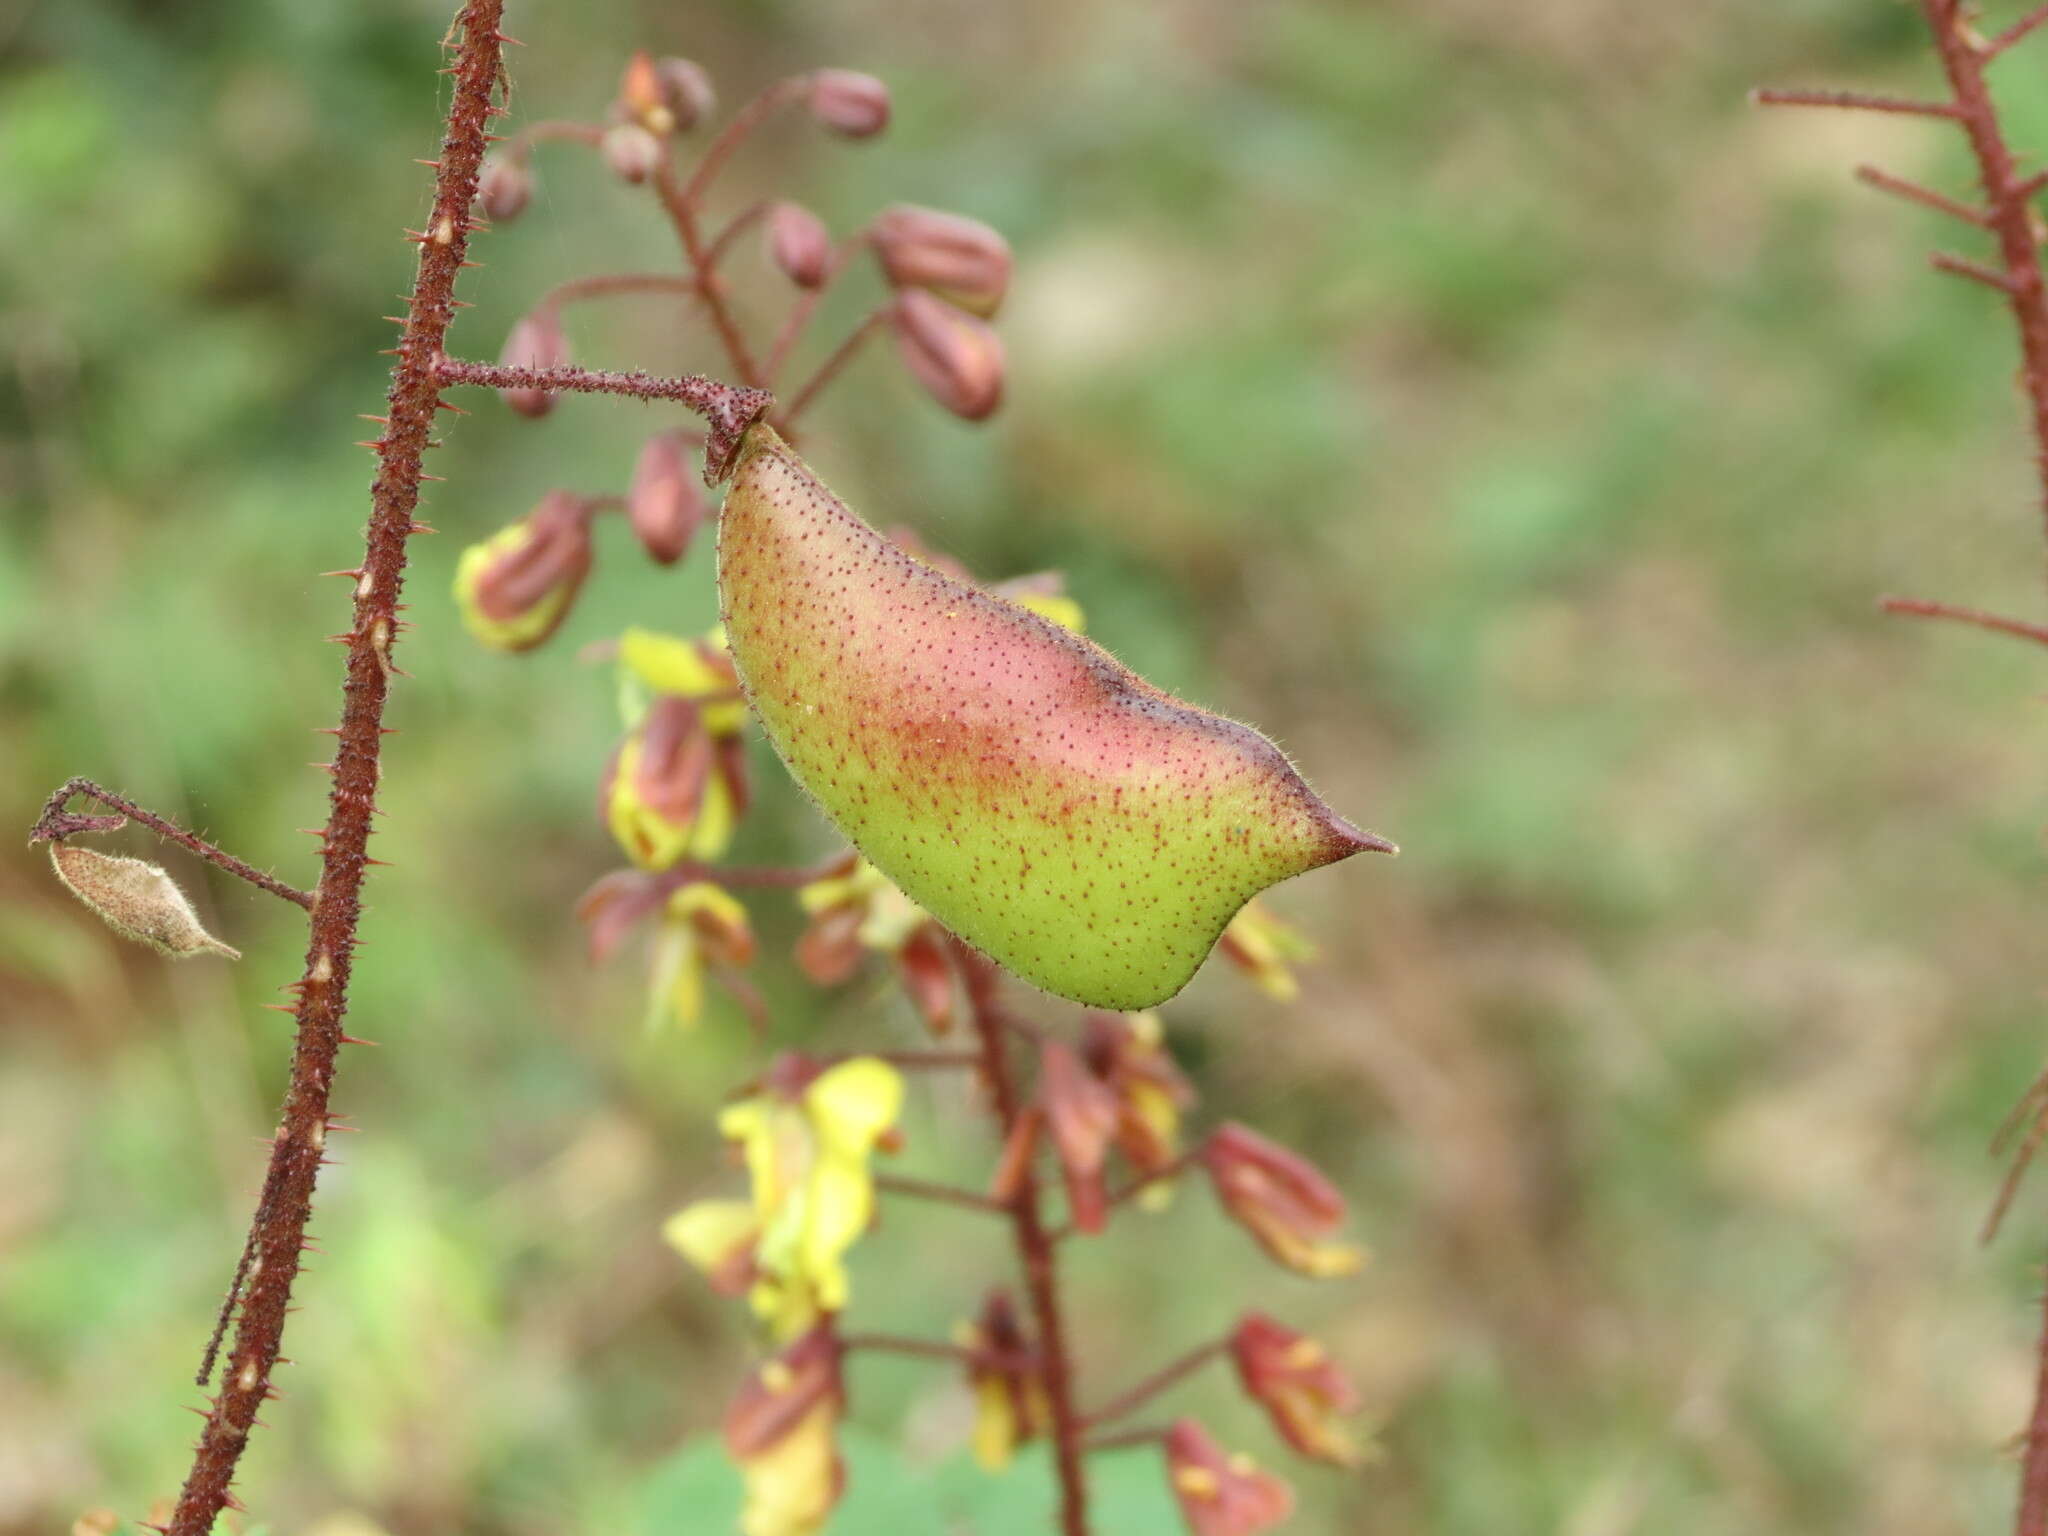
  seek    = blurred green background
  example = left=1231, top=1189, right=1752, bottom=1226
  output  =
left=7, top=1, right=2048, bottom=1532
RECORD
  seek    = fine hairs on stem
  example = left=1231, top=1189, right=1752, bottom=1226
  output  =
left=1758, top=4, right=2048, bottom=1533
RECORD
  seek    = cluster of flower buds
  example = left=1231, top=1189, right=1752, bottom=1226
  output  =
left=868, top=206, right=1011, bottom=420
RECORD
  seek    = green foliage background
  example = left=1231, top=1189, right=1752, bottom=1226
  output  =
left=6, top=1, right=2048, bottom=1532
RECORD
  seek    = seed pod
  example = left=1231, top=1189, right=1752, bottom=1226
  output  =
left=715, top=425, right=1393, bottom=1010
left=602, top=123, right=665, bottom=185
left=872, top=204, right=1012, bottom=317
left=50, top=844, right=240, bottom=960
left=889, top=289, right=1005, bottom=421
left=627, top=431, right=708, bottom=565
left=808, top=69, right=890, bottom=138
left=768, top=201, right=833, bottom=289
left=476, top=153, right=531, bottom=222
left=498, top=310, right=568, bottom=418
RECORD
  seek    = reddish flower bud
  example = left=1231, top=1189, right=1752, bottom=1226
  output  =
left=497, top=310, right=568, bottom=418
left=602, top=123, right=665, bottom=184
left=895, top=922, right=955, bottom=1034
left=889, top=288, right=1004, bottom=421
left=808, top=69, right=890, bottom=138
left=872, top=204, right=1012, bottom=318
left=1229, top=1313, right=1363, bottom=1467
left=476, top=152, right=531, bottom=222
left=1082, top=1011, right=1196, bottom=1181
left=627, top=431, right=708, bottom=565
left=1163, top=1420, right=1294, bottom=1536
left=574, top=869, right=668, bottom=966
left=654, top=57, right=717, bottom=133
left=1203, top=1123, right=1365, bottom=1279
left=1038, top=1039, right=1120, bottom=1233
left=724, top=1322, right=844, bottom=1458
left=768, top=200, right=833, bottom=289
left=795, top=900, right=866, bottom=986
left=455, top=491, right=592, bottom=650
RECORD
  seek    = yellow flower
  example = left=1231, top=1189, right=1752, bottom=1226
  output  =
left=795, top=858, right=957, bottom=1032
left=1216, top=900, right=1316, bottom=1001
left=605, top=628, right=750, bottom=871
left=1008, top=590, right=1085, bottom=633
left=711, top=1054, right=905, bottom=1336
left=619, top=624, right=749, bottom=735
left=453, top=494, right=592, bottom=652
left=646, top=882, right=754, bottom=1030
left=724, top=1325, right=846, bottom=1536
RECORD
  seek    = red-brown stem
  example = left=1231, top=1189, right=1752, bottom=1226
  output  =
left=680, top=76, right=810, bottom=209
left=653, top=160, right=763, bottom=386
left=161, top=6, right=507, bottom=1532
left=430, top=357, right=770, bottom=479
left=1078, top=1338, right=1228, bottom=1431
left=538, top=271, right=703, bottom=311
left=1045, top=1144, right=1205, bottom=1243
left=1083, top=1424, right=1171, bottom=1454
left=950, top=935, right=1091, bottom=1536
left=1879, top=595, right=2048, bottom=647
left=774, top=307, right=887, bottom=430
left=705, top=198, right=770, bottom=267
left=29, top=776, right=312, bottom=909
left=841, top=1332, right=1032, bottom=1372
left=874, top=1172, right=1010, bottom=1213
left=1988, top=3, right=2048, bottom=59
left=511, top=118, right=602, bottom=153
left=1751, top=85, right=1962, bottom=117
left=1898, top=6, right=2048, bottom=1532
left=765, top=231, right=872, bottom=384
left=1855, top=163, right=1992, bottom=226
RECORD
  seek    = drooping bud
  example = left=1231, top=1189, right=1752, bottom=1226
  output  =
left=888, top=289, right=1004, bottom=421
left=1216, top=899, right=1315, bottom=1001
left=807, top=69, right=890, bottom=138
left=1081, top=1011, right=1195, bottom=1195
left=497, top=309, right=569, bottom=418
left=716, top=425, right=1393, bottom=1010
left=1162, top=1420, right=1294, bottom=1536
left=49, top=844, right=240, bottom=959
left=768, top=201, right=833, bottom=289
left=602, top=123, right=665, bottom=184
left=476, top=152, right=531, bottom=222
left=604, top=695, right=719, bottom=868
left=724, top=1324, right=847, bottom=1536
left=627, top=431, right=708, bottom=565
left=654, top=57, right=717, bottom=133
left=1228, top=1313, right=1364, bottom=1467
left=453, top=491, right=592, bottom=652
left=957, top=1290, right=1048, bottom=1471
left=871, top=204, right=1012, bottom=318
left=1203, top=1123, right=1365, bottom=1279
left=646, top=881, right=757, bottom=1029
left=1038, top=1039, right=1120, bottom=1233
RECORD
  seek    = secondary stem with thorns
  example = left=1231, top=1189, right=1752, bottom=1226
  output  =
left=951, top=935, right=1092, bottom=1536
left=159, top=7, right=507, bottom=1532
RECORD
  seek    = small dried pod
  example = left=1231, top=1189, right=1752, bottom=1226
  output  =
left=602, top=123, right=665, bottom=185
left=628, top=431, right=708, bottom=565
left=767, top=200, right=833, bottom=289
left=889, top=288, right=1005, bottom=421
left=476, top=152, right=531, bottom=222
left=498, top=310, right=569, bottom=418
left=50, top=844, right=240, bottom=960
left=808, top=69, right=890, bottom=138
left=872, top=204, right=1012, bottom=317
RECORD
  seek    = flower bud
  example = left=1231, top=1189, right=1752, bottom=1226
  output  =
left=497, top=310, right=568, bottom=418
left=1038, top=1039, right=1120, bottom=1233
left=601, top=123, right=665, bottom=184
left=454, top=491, right=592, bottom=651
left=1163, top=1420, right=1294, bottom=1536
left=889, top=288, right=1004, bottom=421
left=1228, top=1314, right=1364, bottom=1467
left=808, top=69, right=890, bottom=138
left=627, top=431, right=708, bottom=565
left=871, top=204, right=1012, bottom=317
left=476, top=152, right=531, bottom=222
left=958, top=1290, right=1048, bottom=1471
left=1081, top=1011, right=1194, bottom=1192
left=1203, top=1122, right=1365, bottom=1279
left=604, top=695, right=716, bottom=868
left=768, top=200, right=833, bottom=289
left=725, top=1324, right=847, bottom=1536
left=654, top=57, right=716, bottom=133
left=50, top=844, right=239, bottom=960
left=574, top=868, right=668, bottom=965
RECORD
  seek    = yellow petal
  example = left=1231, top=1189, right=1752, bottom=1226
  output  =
left=621, top=625, right=731, bottom=697
left=971, top=1376, right=1019, bottom=1471
left=663, top=1200, right=759, bottom=1273
left=645, top=918, right=703, bottom=1030
left=804, top=1058, right=905, bottom=1156
left=1011, top=591, right=1086, bottom=634
left=739, top=1401, right=841, bottom=1536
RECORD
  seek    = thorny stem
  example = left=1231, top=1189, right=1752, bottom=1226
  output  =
left=159, top=7, right=507, bottom=1531
left=1078, top=1338, right=1228, bottom=1431
left=28, top=777, right=313, bottom=910
left=430, top=357, right=771, bottom=480
left=950, top=935, right=1092, bottom=1536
